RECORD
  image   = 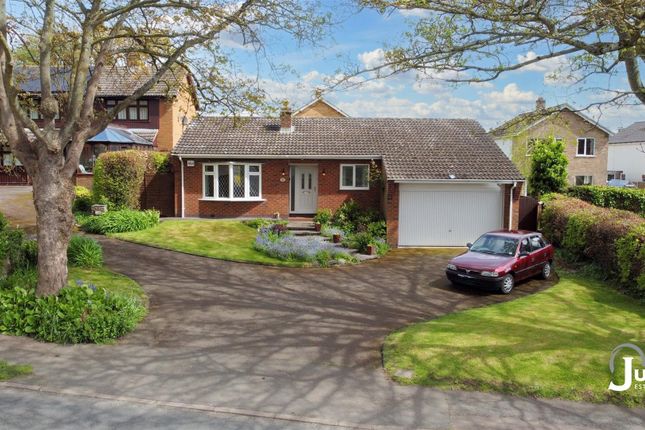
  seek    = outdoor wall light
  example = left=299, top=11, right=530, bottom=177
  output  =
left=322, top=169, right=326, bottom=176
left=281, top=168, right=286, bottom=176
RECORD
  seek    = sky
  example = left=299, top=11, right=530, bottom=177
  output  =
left=226, top=6, right=645, bottom=133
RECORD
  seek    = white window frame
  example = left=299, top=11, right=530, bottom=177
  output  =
left=575, top=175, right=593, bottom=186
left=202, top=162, right=263, bottom=201
left=576, top=137, right=595, bottom=157
left=340, top=164, right=370, bottom=190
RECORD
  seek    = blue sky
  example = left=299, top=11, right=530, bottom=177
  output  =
left=228, top=6, right=645, bottom=133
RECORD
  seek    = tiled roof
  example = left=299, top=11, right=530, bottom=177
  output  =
left=15, top=66, right=188, bottom=98
left=609, top=121, right=645, bottom=144
left=490, top=104, right=613, bottom=137
left=173, top=117, right=523, bottom=181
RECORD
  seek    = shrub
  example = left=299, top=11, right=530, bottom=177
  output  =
left=313, top=208, right=333, bottom=226
left=92, top=150, right=147, bottom=210
left=528, top=137, right=568, bottom=197
left=331, top=200, right=382, bottom=233
left=80, top=209, right=160, bottom=234
left=72, top=186, right=93, bottom=213
left=67, top=235, right=103, bottom=268
left=566, top=185, right=645, bottom=217
left=0, top=219, right=31, bottom=274
left=367, top=220, right=387, bottom=238
left=342, top=232, right=389, bottom=256
left=0, top=280, right=146, bottom=344
left=146, top=152, right=171, bottom=173
left=242, top=218, right=287, bottom=229
left=540, top=194, right=644, bottom=298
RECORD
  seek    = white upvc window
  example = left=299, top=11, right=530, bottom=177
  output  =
left=340, top=164, right=370, bottom=190
left=575, top=175, right=593, bottom=186
left=576, top=137, right=595, bottom=156
left=203, top=162, right=262, bottom=200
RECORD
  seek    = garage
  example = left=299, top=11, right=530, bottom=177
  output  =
left=398, top=183, right=504, bottom=247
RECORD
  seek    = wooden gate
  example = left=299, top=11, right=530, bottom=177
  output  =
left=0, top=167, right=30, bottom=185
left=518, top=196, right=539, bottom=231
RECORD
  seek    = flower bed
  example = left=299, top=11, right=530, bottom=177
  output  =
left=254, top=225, right=355, bottom=267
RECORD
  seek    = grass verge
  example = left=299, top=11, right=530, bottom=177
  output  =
left=383, top=271, right=645, bottom=407
left=111, top=220, right=307, bottom=267
left=0, top=360, right=32, bottom=381
left=68, top=266, right=147, bottom=306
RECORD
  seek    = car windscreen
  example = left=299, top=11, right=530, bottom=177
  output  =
left=470, top=235, right=519, bottom=256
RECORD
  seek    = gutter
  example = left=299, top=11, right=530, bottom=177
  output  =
left=179, top=156, right=185, bottom=218
left=395, top=179, right=525, bottom=184
left=171, top=154, right=383, bottom=160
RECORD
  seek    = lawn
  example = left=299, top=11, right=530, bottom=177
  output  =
left=0, top=360, right=31, bottom=381
left=112, top=220, right=306, bottom=267
left=68, top=266, right=147, bottom=305
left=384, top=271, right=645, bottom=407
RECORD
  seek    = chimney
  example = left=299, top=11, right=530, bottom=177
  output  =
left=280, top=100, right=293, bottom=133
left=535, top=97, right=546, bottom=112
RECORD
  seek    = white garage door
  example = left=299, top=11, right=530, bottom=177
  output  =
left=398, top=183, right=503, bottom=247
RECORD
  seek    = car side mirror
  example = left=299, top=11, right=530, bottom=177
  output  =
left=466, top=242, right=472, bottom=249
left=519, top=250, right=529, bottom=257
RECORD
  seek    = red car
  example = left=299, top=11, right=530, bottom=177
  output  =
left=445, top=230, right=554, bottom=294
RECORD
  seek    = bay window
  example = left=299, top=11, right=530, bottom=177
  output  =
left=203, top=162, right=262, bottom=200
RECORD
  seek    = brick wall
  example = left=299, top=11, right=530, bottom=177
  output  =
left=175, top=158, right=382, bottom=218
left=384, top=180, right=399, bottom=246
left=502, top=182, right=522, bottom=230
left=294, top=100, right=346, bottom=118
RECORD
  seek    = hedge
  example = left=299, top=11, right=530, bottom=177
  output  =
left=566, top=185, right=645, bottom=217
left=540, top=194, right=644, bottom=298
left=92, top=151, right=170, bottom=210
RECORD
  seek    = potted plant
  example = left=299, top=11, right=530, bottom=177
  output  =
left=332, top=233, right=341, bottom=243
left=366, top=244, right=376, bottom=255
left=315, top=222, right=322, bottom=232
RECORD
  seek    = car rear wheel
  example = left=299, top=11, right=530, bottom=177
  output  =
left=500, top=274, right=514, bottom=294
left=541, top=262, right=552, bottom=280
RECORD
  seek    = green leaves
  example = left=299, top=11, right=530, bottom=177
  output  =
left=80, top=209, right=160, bottom=235
left=528, top=136, right=568, bottom=198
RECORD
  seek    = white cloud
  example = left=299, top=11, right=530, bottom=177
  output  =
left=357, top=48, right=386, bottom=70
left=516, top=51, right=578, bottom=86
left=398, top=8, right=431, bottom=18
left=487, top=83, right=536, bottom=104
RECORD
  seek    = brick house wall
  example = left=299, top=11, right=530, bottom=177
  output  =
left=384, top=180, right=399, bottom=246
left=156, top=81, right=198, bottom=152
left=502, top=182, right=522, bottom=230
left=174, top=158, right=382, bottom=218
left=509, top=110, right=609, bottom=186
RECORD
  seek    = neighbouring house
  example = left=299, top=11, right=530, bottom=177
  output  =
left=0, top=65, right=198, bottom=184
left=172, top=104, right=524, bottom=247
left=490, top=97, right=612, bottom=190
left=607, top=121, right=645, bottom=183
left=293, top=92, right=348, bottom=118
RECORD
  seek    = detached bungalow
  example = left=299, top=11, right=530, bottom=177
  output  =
left=172, top=104, right=524, bottom=247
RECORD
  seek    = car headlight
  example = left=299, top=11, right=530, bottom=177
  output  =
left=446, top=264, right=457, bottom=271
left=480, top=271, right=499, bottom=277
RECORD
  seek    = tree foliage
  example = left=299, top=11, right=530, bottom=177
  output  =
left=357, top=0, right=645, bottom=106
left=0, top=0, right=332, bottom=296
left=528, top=136, right=568, bottom=197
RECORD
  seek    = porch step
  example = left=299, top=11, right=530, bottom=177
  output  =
left=286, top=221, right=317, bottom=231
left=290, top=229, right=321, bottom=237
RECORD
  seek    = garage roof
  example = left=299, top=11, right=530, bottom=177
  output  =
left=173, top=117, right=524, bottom=181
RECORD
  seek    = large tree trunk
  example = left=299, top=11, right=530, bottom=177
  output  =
left=31, top=157, right=75, bottom=297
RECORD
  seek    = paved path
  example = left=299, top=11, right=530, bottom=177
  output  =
left=1, top=239, right=644, bottom=429
left=0, top=185, right=36, bottom=231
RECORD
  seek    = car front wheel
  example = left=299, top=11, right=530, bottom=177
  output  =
left=499, top=274, right=515, bottom=294
left=541, top=262, right=552, bottom=280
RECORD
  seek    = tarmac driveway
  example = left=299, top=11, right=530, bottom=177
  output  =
left=2, top=239, right=644, bottom=429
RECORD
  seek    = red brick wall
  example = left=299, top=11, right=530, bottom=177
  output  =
left=502, top=182, right=522, bottom=230
left=384, top=180, right=399, bottom=247
left=174, top=158, right=383, bottom=218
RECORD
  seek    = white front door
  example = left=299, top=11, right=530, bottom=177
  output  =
left=291, top=165, right=318, bottom=214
